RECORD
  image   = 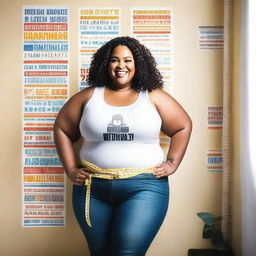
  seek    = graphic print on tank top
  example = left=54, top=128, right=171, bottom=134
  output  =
left=103, top=114, right=134, bottom=141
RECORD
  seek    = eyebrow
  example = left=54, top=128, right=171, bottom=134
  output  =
left=110, top=56, right=133, bottom=59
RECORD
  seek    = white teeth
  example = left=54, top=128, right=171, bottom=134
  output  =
left=116, top=71, right=127, bottom=77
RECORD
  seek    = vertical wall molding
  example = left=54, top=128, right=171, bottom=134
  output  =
left=222, top=0, right=233, bottom=243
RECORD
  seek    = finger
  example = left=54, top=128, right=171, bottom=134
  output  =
left=80, top=168, right=92, bottom=177
left=76, top=175, right=86, bottom=180
left=153, top=167, right=164, bottom=176
left=73, top=179, right=84, bottom=186
left=76, top=169, right=90, bottom=179
left=76, top=173, right=87, bottom=180
left=75, top=172, right=86, bottom=181
left=154, top=166, right=163, bottom=172
left=75, top=170, right=88, bottom=179
left=154, top=171, right=164, bottom=178
left=155, top=163, right=164, bottom=168
left=155, top=173, right=165, bottom=178
left=75, top=178, right=86, bottom=185
left=77, top=181, right=85, bottom=186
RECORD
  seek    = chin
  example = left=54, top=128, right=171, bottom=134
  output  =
left=111, top=81, right=132, bottom=88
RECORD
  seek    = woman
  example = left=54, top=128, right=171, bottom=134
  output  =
left=54, top=36, right=192, bottom=256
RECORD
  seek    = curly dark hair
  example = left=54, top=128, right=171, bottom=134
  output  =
left=87, top=36, right=164, bottom=91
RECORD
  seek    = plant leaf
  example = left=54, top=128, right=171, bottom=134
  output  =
left=197, top=212, right=216, bottom=226
left=203, top=225, right=214, bottom=238
left=212, top=229, right=226, bottom=248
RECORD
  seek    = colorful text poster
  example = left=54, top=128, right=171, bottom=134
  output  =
left=79, top=8, right=120, bottom=91
left=22, top=6, right=69, bottom=227
left=207, top=106, right=223, bottom=129
left=131, top=8, right=173, bottom=94
left=198, top=26, right=224, bottom=49
left=206, top=150, right=223, bottom=172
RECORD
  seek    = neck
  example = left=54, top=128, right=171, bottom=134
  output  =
left=107, top=83, right=133, bottom=92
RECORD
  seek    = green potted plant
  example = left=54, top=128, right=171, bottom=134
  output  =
left=188, top=212, right=234, bottom=256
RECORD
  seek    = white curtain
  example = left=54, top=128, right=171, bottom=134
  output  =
left=240, top=0, right=256, bottom=255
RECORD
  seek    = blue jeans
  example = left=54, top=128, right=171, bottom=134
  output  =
left=72, top=173, right=169, bottom=256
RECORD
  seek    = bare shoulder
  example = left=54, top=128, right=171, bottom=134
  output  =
left=56, top=87, right=95, bottom=119
left=148, top=88, right=178, bottom=108
left=148, top=88, right=189, bottom=119
left=68, top=86, right=95, bottom=107
left=148, top=88, right=171, bottom=97
left=148, top=88, right=192, bottom=136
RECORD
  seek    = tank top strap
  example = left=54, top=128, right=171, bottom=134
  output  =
left=93, top=86, right=104, bottom=98
left=88, top=86, right=104, bottom=105
left=140, top=90, right=151, bottom=104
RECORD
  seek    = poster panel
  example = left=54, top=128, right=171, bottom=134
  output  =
left=131, top=8, right=173, bottom=94
left=198, top=25, right=224, bottom=49
left=206, top=150, right=223, bottom=172
left=207, top=106, right=223, bottom=129
left=79, top=8, right=120, bottom=91
left=22, top=6, right=69, bottom=227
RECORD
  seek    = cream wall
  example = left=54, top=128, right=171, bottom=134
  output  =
left=231, top=0, right=241, bottom=255
left=0, top=0, right=240, bottom=255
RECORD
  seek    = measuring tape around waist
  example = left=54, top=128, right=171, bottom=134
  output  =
left=80, top=159, right=156, bottom=227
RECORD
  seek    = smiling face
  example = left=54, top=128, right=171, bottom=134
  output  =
left=107, top=45, right=135, bottom=89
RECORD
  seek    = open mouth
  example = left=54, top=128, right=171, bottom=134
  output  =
left=115, top=71, right=128, bottom=78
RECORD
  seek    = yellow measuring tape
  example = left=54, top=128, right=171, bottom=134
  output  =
left=80, top=159, right=156, bottom=227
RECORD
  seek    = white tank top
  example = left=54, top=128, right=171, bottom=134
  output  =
left=79, top=87, right=164, bottom=169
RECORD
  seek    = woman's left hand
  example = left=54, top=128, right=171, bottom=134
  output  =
left=153, top=161, right=177, bottom=178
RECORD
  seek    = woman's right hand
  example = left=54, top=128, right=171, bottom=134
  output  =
left=68, top=168, right=91, bottom=185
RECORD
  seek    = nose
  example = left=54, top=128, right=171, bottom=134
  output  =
left=117, top=60, right=125, bottom=69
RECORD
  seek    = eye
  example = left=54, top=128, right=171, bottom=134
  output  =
left=124, top=59, right=132, bottom=63
left=109, top=58, right=118, bottom=63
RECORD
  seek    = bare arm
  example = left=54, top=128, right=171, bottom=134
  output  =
left=54, top=88, right=94, bottom=184
left=149, top=89, right=192, bottom=177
